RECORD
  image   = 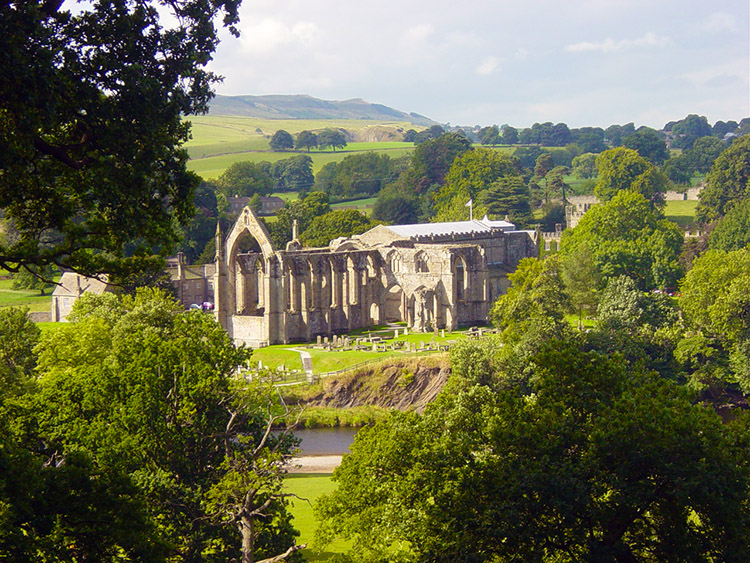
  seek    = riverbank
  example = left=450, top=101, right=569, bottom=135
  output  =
left=289, top=455, right=343, bottom=474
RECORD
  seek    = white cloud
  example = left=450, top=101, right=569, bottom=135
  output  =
left=476, top=56, right=500, bottom=76
left=704, top=12, right=738, bottom=33
left=566, top=32, right=670, bottom=53
left=404, top=24, right=434, bottom=43
left=239, top=18, right=319, bottom=54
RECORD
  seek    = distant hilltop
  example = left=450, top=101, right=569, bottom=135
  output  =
left=207, top=94, right=437, bottom=126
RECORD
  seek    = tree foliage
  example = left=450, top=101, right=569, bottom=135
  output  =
left=295, top=131, right=318, bottom=152
left=696, top=134, right=750, bottom=222
left=594, top=147, right=668, bottom=206
left=317, top=339, right=750, bottom=563
left=217, top=161, right=275, bottom=198
left=433, top=148, right=520, bottom=221
left=560, top=191, right=683, bottom=290
left=709, top=198, right=750, bottom=251
left=269, top=130, right=294, bottom=151
left=622, top=128, right=670, bottom=164
left=678, top=247, right=750, bottom=393
left=314, top=152, right=401, bottom=200
left=0, top=0, right=241, bottom=277
left=317, top=129, right=347, bottom=151
left=28, top=290, right=302, bottom=562
left=300, top=209, right=378, bottom=247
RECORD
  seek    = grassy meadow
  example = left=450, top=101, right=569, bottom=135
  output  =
left=285, top=474, right=351, bottom=562
left=0, top=276, right=53, bottom=313
left=185, top=114, right=418, bottom=179
left=664, top=199, right=698, bottom=228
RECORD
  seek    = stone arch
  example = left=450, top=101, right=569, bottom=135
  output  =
left=454, top=255, right=468, bottom=302
left=387, top=250, right=401, bottom=274
left=415, top=251, right=429, bottom=273
left=385, top=283, right=404, bottom=322
left=225, top=207, right=276, bottom=263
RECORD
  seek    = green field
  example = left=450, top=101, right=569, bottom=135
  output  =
left=0, top=277, right=53, bottom=312
left=184, top=114, right=418, bottom=179
left=664, top=199, right=698, bottom=227
left=251, top=329, right=468, bottom=375
left=285, top=474, right=351, bottom=562
left=188, top=146, right=415, bottom=179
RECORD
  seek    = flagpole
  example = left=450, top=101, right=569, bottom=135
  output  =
left=466, top=198, right=473, bottom=221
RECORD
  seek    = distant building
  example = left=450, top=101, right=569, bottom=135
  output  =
left=227, top=195, right=285, bottom=216
left=51, top=272, right=113, bottom=322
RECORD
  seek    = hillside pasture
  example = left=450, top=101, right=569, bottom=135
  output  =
left=188, top=146, right=416, bottom=179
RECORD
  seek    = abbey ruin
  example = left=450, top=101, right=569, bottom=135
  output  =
left=214, top=207, right=537, bottom=347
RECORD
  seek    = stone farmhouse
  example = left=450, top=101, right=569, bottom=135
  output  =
left=51, top=206, right=538, bottom=346
left=215, top=207, right=537, bottom=347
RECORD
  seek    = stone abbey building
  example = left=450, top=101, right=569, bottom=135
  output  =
left=215, top=207, right=537, bottom=347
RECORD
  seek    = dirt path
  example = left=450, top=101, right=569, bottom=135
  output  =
left=288, top=455, right=342, bottom=474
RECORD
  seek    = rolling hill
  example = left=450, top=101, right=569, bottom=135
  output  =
left=207, top=94, right=436, bottom=126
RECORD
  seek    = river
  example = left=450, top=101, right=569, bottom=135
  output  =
left=294, top=427, right=358, bottom=456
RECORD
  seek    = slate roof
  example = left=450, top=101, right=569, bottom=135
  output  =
left=385, top=216, right=515, bottom=239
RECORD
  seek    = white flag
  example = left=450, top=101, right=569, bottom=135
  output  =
left=465, top=199, right=473, bottom=207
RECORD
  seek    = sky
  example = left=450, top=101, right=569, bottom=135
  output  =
left=206, top=0, right=750, bottom=129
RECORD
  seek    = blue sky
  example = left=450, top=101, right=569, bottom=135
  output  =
left=207, top=0, right=749, bottom=129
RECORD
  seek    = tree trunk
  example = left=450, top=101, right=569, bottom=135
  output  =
left=241, top=514, right=255, bottom=563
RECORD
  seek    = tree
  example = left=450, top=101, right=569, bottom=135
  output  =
left=683, top=135, right=726, bottom=174
left=400, top=132, right=472, bottom=196
left=413, top=125, right=445, bottom=144
left=317, top=129, right=347, bottom=152
left=572, top=127, right=607, bottom=153
left=604, top=123, right=635, bottom=147
left=478, top=125, right=500, bottom=146
left=267, top=191, right=331, bottom=248
left=273, top=155, right=314, bottom=193
left=402, top=129, right=417, bottom=142
left=315, top=152, right=399, bottom=200
left=622, top=128, right=669, bottom=164
left=490, top=256, right=571, bottom=354
left=0, top=0, right=240, bottom=277
left=571, top=152, right=597, bottom=179
left=500, top=125, right=519, bottom=145
left=709, top=198, right=750, bottom=251
left=433, top=148, right=520, bottom=221
left=661, top=154, right=692, bottom=185
left=300, top=209, right=377, bottom=247
left=295, top=131, right=318, bottom=152
left=317, top=340, right=750, bottom=563
left=560, top=244, right=601, bottom=327
left=11, top=264, right=54, bottom=295
left=560, top=191, right=683, bottom=290
left=678, top=248, right=750, bottom=393
left=217, top=161, right=275, bottom=198
left=481, top=176, right=532, bottom=227
left=696, top=134, right=750, bottom=222
left=534, top=152, right=554, bottom=178
left=372, top=185, right=420, bottom=225
left=269, top=130, right=294, bottom=151
left=670, top=114, right=712, bottom=150
left=594, top=147, right=668, bottom=206
left=32, top=290, right=303, bottom=562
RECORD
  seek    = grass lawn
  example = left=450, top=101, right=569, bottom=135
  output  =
left=331, top=197, right=377, bottom=216
left=285, top=474, right=351, bottom=562
left=0, top=278, right=53, bottom=312
left=251, top=329, right=469, bottom=375
left=664, top=199, right=698, bottom=228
